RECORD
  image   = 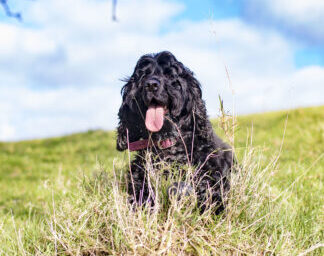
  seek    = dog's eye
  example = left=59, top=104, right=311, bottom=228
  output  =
left=171, top=81, right=181, bottom=90
left=164, top=67, right=178, bottom=78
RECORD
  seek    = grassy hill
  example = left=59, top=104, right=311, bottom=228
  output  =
left=0, top=106, right=323, bottom=255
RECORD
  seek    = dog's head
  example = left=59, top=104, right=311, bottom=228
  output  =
left=117, top=51, right=206, bottom=151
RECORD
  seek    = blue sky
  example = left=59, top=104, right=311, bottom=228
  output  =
left=176, top=0, right=242, bottom=20
left=0, top=0, right=323, bottom=141
left=180, top=0, right=324, bottom=67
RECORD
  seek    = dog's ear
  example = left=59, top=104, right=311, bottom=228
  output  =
left=183, top=72, right=211, bottom=137
left=116, top=103, right=128, bottom=151
left=184, top=74, right=204, bottom=114
left=116, top=123, right=127, bottom=151
left=116, top=81, right=133, bottom=151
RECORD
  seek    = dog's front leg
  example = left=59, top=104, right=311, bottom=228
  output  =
left=194, top=170, right=229, bottom=214
left=127, top=162, right=155, bottom=207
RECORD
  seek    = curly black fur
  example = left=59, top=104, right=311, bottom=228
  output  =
left=117, top=51, right=234, bottom=213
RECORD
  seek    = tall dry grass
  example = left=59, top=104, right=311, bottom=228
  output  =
left=1, top=110, right=322, bottom=255
left=36, top=114, right=311, bottom=255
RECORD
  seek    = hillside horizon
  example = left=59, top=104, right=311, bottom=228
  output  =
left=2, top=104, right=323, bottom=143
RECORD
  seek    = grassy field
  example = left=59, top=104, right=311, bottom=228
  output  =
left=0, top=106, right=323, bottom=255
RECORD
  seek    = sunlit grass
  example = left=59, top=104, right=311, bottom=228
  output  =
left=0, top=105, right=323, bottom=255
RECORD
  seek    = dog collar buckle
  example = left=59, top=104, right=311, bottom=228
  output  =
left=157, top=138, right=176, bottom=150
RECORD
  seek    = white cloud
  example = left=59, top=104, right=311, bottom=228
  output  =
left=0, top=0, right=323, bottom=141
left=228, top=66, right=324, bottom=115
left=264, top=0, right=324, bottom=24
left=0, top=85, right=121, bottom=140
left=245, top=0, right=324, bottom=43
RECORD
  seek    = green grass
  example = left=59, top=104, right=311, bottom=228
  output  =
left=0, top=106, right=323, bottom=255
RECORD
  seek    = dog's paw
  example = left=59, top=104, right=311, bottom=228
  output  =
left=167, top=182, right=193, bottom=201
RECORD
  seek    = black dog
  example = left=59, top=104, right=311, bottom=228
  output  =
left=117, top=51, right=234, bottom=213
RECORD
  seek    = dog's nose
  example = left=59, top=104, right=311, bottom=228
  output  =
left=145, top=79, right=160, bottom=92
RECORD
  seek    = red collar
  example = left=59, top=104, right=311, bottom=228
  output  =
left=128, top=138, right=176, bottom=152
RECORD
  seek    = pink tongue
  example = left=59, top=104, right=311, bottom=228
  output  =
left=145, top=105, right=164, bottom=132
